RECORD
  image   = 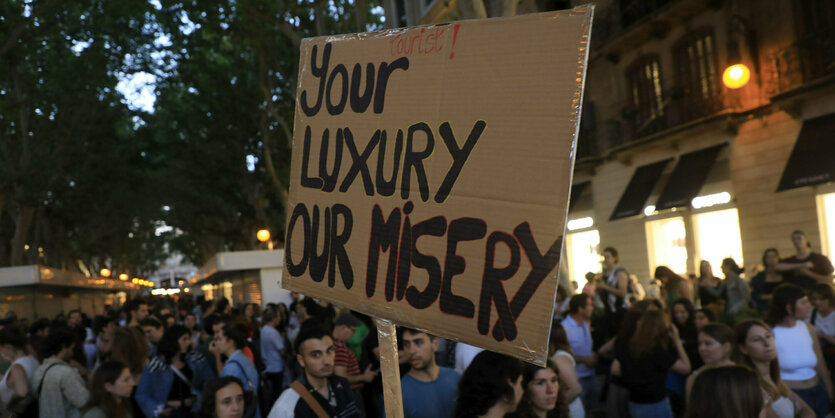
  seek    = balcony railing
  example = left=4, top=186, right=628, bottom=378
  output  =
left=765, top=33, right=835, bottom=97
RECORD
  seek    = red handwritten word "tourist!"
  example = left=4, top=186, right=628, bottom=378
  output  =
left=389, top=25, right=460, bottom=59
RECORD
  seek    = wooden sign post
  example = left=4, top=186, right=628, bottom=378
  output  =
left=282, top=6, right=593, bottom=414
left=376, top=319, right=404, bottom=418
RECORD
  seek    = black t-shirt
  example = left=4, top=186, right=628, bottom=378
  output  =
left=782, top=252, right=835, bottom=289
left=616, top=343, right=677, bottom=404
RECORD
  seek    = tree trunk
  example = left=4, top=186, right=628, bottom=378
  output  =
left=355, top=0, right=368, bottom=32
left=10, top=205, right=35, bottom=266
left=458, top=0, right=487, bottom=19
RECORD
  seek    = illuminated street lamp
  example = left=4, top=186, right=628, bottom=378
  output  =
left=722, top=64, right=750, bottom=89
left=132, top=278, right=139, bottom=284
left=119, top=273, right=129, bottom=281
left=257, top=229, right=271, bottom=242
left=100, top=268, right=111, bottom=278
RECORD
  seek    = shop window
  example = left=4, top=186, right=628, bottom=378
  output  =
left=565, top=229, right=601, bottom=288
left=817, top=192, right=835, bottom=257
left=693, top=208, right=744, bottom=273
left=645, top=216, right=688, bottom=274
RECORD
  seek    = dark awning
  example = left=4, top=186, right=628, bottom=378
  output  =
left=777, top=113, right=835, bottom=191
left=569, top=181, right=590, bottom=212
left=655, top=144, right=726, bottom=210
left=610, top=159, right=673, bottom=220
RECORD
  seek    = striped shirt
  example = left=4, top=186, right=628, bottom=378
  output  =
left=333, top=340, right=361, bottom=389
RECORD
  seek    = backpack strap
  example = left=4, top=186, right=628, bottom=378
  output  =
left=37, top=362, right=63, bottom=397
left=290, top=380, right=330, bottom=418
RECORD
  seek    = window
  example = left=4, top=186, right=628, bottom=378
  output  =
left=645, top=217, right=687, bottom=274
left=693, top=208, right=744, bottom=272
left=626, top=56, right=665, bottom=132
left=565, top=229, right=601, bottom=288
left=673, top=30, right=720, bottom=119
left=818, top=192, right=835, bottom=257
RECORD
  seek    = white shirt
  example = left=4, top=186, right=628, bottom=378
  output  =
left=810, top=309, right=835, bottom=337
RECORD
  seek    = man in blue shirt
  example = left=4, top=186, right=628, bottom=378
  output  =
left=217, top=322, right=261, bottom=418
left=561, top=293, right=599, bottom=414
left=261, top=308, right=286, bottom=408
left=399, top=328, right=460, bottom=418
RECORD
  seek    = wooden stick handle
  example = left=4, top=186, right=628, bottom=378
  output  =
left=376, top=318, right=404, bottom=418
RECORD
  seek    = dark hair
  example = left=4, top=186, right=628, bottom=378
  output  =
left=157, top=324, right=191, bottom=364
left=654, top=266, right=685, bottom=288
left=568, top=294, right=590, bottom=314
left=686, top=365, right=763, bottom=418
left=111, top=327, right=149, bottom=376
left=602, top=247, right=618, bottom=259
left=261, top=308, right=278, bottom=324
left=454, top=351, right=524, bottom=418
left=765, top=284, right=806, bottom=326
left=548, top=324, right=573, bottom=358
left=197, top=376, right=252, bottom=418
left=0, top=326, right=28, bottom=350
left=29, top=318, right=50, bottom=336
left=628, top=306, right=669, bottom=358
left=699, top=322, right=734, bottom=347
left=83, top=360, right=131, bottom=418
left=615, top=299, right=664, bottom=353
left=203, top=314, right=221, bottom=336
left=733, top=319, right=788, bottom=400
left=40, top=327, right=78, bottom=358
left=299, top=298, right=321, bottom=318
left=811, top=283, right=835, bottom=306
left=694, top=308, right=716, bottom=322
left=514, top=360, right=569, bottom=418
left=139, top=317, right=163, bottom=329
left=671, top=298, right=695, bottom=327
left=556, top=285, right=567, bottom=302
left=125, top=299, right=145, bottom=315
left=791, top=230, right=812, bottom=248
left=294, top=320, right=329, bottom=355
left=221, top=322, right=247, bottom=350
left=721, top=258, right=744, bottom=275
left=762, top=248, right=780, bottom=267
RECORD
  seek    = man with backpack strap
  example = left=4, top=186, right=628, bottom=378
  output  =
left=30, top=327, right=89, bottom=418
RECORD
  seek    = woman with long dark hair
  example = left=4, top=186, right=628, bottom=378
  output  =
left=454, top=351, right=525, bottom=418
left=197, top=376, right=250, bottom=418
left=510, top=361, right=569, bottom=418
left=766, top=285, right=832, bottom=416
left=685, top=365, right=764, bottom=418
left=696, top=260, right=725, bottom=316
left=82, top=360, right=135, bottom=418
left=750, top=248, right=784, bottom=313
left=734, top=319, right=814, bottom=418
left=613, top=305, right=691, bottom=418
left=136, top=324, right=215, bottom=418
left=654, top=266, right=692, bottom=305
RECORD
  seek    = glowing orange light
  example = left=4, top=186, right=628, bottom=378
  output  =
left=722, top=64, right=750, bottom=89
left=132, top=278, right=139, bottom=284
left=100, top=268, right=111, bottom=277
left=119, top=273, right=129, bottom=281
left=257, top=229, right=271, bottom=242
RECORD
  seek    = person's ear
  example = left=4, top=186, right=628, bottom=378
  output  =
left=431, top=337, right=440, bottom=352
left=104, top=382, right=115, bottom=393
left=297, top=353, right=306, bottom=369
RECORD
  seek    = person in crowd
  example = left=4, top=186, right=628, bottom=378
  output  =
left=68, top=309, right=97, bottom=368
left=137, top=324, right=215, bottom=418
left=722, top=257, right=750, bottom=319
left=260, top=308, right=286, bottom=409
left=243, top=303, right=261, bottom=342
left=671, top=298, right=701, bottom=369
left=547, top=324, right=584, bottom=418
left=126, top=300, right=150, bottom=328
left=141, top=317, right=166, bottom=356
left=269, top=321, right=361, bottom=418
left=454, top=351, right=525, bottom=418
left=197, top=376, right=250, bottom=418
left=110, top=326, right=150, bottom=418
left=696, top=260, right=725, bottom=314
left=766, top=284, right=832, bottom=416
left=654, top=266, right=693, bottom=305
left=692, top=308, right=715, bottom=329
left=750, top=248, right=785, bottom=313
left=331, top=313, right=377, bottom=394
left=399, top=327, right=460, bottom=418
left=684, top=322, right=734, bottom=401
left=559, top=293, right=597, bottom=414
left=734, top=319, right=815, bottom=418
left=594, top=247, right=631, bottom=340
left=613, top=304, right=691, bottom=418
left=215, top=322, right=261, bottom=418
left=82, top=360, right=135, bottom=418
left=0, top=326, right=39, bottom=415
left=685, top=365, right=764, bottom=418
left=185, top=313, right=202, bottom=347
left=509, top=361, right=568, bottom=418
left=31, top=327, right=90, bottom=418
left=809, top=282, right=835, bottom=374
left=629, top=274, right=646, bottom=301
left=777, top=230, right=835, bottom=288
left=454, top=343, right=483, bottom=375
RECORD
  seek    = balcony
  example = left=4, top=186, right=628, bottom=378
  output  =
left=765, top=33, right=835, bottom=98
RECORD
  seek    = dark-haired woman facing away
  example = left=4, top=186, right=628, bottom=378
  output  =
left=137, top=324, right=215, bottom=417
left=685, top=365, right=763, bottom=418
left=82, top=360, right=135, bottom=418
left=454, top=351, right=525, bottom=418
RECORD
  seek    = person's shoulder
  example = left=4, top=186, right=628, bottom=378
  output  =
left=81, top=406, right=107, bottom=418
left=185, top=350, right=207, bottom=364
left=147, top=355, right=168, bottom=372
left=438, top=367, right=460, bottom=381
left=269, top=388, right=302, bottom=418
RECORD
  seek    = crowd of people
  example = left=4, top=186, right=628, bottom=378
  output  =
left=0, top=229, right=833, bottom=418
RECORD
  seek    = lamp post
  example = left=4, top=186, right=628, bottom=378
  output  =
left=119, top=273, right=129, bottom=281
left=257, top=228, right=273, bottom=250
left=100, top=268, right=111, bottom=278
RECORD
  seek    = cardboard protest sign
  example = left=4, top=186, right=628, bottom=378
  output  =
left=283, top=7, right=593, bottom=364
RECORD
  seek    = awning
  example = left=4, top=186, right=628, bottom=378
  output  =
left=777, top=113, right=835, bottom=191
left=569, top=181, right=590, bottom=212
left=655, top=144, right=726, bottom=210
left=610, top=159, right=673, bottom=220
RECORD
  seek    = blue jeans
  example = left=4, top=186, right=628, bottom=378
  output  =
left=579, top=375, right=600, bottom=413
left=628, top=398, right=673, bottom=418
left=793, top=380, right=829, bottom=418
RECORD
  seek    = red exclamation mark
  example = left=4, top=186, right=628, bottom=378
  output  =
left=449, top=24, right=461, bottom=59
